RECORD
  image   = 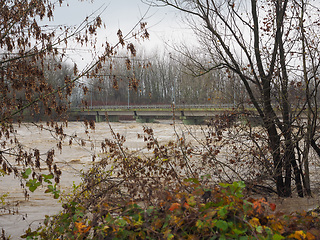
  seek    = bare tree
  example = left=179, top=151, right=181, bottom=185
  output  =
left=0, top=0, right=149, bottom=198
left=149, top=0, right=320, bottom=197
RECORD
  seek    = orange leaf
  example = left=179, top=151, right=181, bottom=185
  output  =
left=269, top=203, right=276, bottom=211
left=183, top=202, right=190, bottom=209
left=169, top=203, right=181, bottom=211
left=253, top=198, right=267, bottom=215
left=74, top=222, right=91, bottom=234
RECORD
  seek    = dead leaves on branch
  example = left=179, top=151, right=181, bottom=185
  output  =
left=0, top=0, right=150, bottom=205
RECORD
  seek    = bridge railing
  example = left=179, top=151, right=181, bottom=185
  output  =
left=72, top=103, right=252, bottom=110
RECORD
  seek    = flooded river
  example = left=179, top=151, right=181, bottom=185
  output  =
left=0, top=120, right=190, bottom=238
left=0, top=121, right=320, bottom=239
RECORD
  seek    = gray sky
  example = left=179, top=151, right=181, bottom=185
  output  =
left=49, top=0, right=194, bottom=68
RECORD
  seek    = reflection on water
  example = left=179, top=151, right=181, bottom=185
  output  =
left=0, top=121, right=319, bottom=238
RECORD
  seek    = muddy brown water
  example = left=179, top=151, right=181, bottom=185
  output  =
left=0, top=121, right=319, bottom=239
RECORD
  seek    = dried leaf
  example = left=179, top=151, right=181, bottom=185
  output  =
left=169, top=203, right=181, bottom=211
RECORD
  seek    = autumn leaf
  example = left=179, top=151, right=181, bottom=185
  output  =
left=288, top=230, right=307, bottom=240
left=169, top=202, right=181, bottom=211
left=74, top=222, right=91, bottom=234
left=249, top=217, right=260, bottom=227
left=183, top=202, right=190, bottom=209
left=269, top=203, right=276, bottom=211
left=271, top=221, right=284, bottom=233
left=306, top=232, right=316, bottom=240
left=308, top=211, right=316, bottom=218
left=253, top=198, right=267, bottom=215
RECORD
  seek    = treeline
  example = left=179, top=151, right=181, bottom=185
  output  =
left=8, top=57, right=75, bottom=122
left=30, top=50, right=312, bottom=111
left=74, top=50, right=247, bottom=107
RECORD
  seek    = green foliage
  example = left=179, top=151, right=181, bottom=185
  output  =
left=22, top=168, right=32, bottom=179
left=26, top=179, right=41, bottom=193
left=22, top=168, right=60, bottom=198
left=0, top=170, right=9, bottom=205
left=44, top=184, right=60, bottom=199
left=22, top=179, right=320, bottom=239
left=0, top=192, right=8, bottom=205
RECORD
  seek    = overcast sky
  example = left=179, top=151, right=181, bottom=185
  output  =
left=49, top=0, right=194, bottom=67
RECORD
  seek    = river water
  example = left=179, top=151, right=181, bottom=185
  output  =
left=0, top=121, right=320, bottom=239
left=0, top=120, right=191, bottom=238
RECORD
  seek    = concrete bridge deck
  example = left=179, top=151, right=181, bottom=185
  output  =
left=70, top=104, right=255, bottom=124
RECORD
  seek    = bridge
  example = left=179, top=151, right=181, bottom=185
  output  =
left=70, top=104, right=258, bottom=125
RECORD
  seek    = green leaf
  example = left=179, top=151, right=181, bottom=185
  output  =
left=239, top=236, right=249, bottom=240
left=216, top=220, right=228, bottom=232
left=233, top=228, right=247, bottom=235
left=42, top=173, right=54, bottom=179
left=196, top=220, right=204, bottom=229
left=256, top=225, right=263, bottom=233
left=167, top=233, right=174, bottom=240
left=0, top=169, right=6, bottom=176
left=231, top=181, right=245, bottom=190
left=187, top=195, right=197, bottom=207
left=219, top=182, right=228, bottom=188
left=58, top=226, right=65, bottom=233
left=117, top=218, right=127, bottom=227
left=26, top=179, right=41, bottom=192
left=218, top=206, right=228, bottom=218
left=42, top=173, right=54, bottom=183
left=22, top=168, right=32, bottom=179
left=146, top=206, right=154, bottom=215
left=162, top=215, right=170, bottom=230
left=184, top=178, right=200, bottom=184
left=53, top=192, right=59, bottom=199
left=200, top=174, right=211, bottom=180
left=273, top=234, right=285, bottom=240
left=219, top=235, right=227, bottom=240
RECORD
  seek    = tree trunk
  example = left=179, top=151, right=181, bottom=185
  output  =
left=263, top=112, right=286, bottom=196
left=288, top=143, right=304, bottom=197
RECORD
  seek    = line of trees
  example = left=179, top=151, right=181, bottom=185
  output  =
left=77, top=48, right=319, bottom=110
left=77, top=50, right=246, bottom=107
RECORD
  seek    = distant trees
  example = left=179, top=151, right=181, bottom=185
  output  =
left=151, top=0, right=320, bottom=197
left=83, top=49, right=245, bottom=106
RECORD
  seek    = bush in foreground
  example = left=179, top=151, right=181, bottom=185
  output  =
left=18, top=125, right=320, bottom=240
left=22, top=180, right=320, bottom=240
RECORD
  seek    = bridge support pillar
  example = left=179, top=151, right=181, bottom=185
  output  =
left=95, top=113, right=105, bottom=123
left=106, top=115, right=119, bottom=122
left=181, top=116, right=205, bottom=125
left=135, top=116, right=155, bottom=123
left=240, top=115, right=263, bottom=127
